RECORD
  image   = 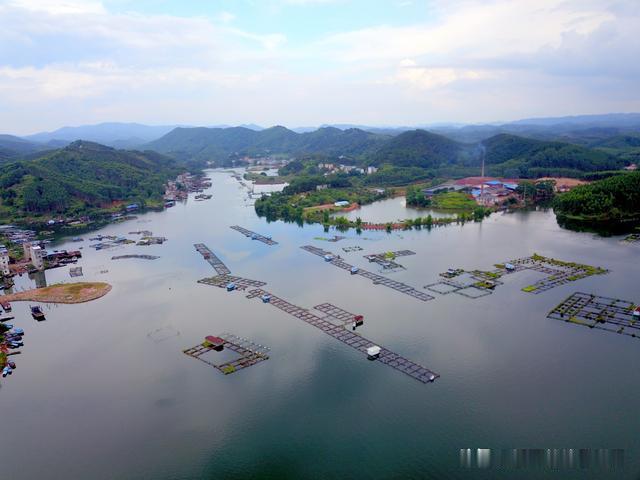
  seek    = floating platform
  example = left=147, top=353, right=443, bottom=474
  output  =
left=194, top=243, right=231, bottom=275
left=230, top=225, right=278, bottom=245
left=342, top=246, right=363, bottom=253
left=301, top=245, right=434, bottom=302
left=423, top=255, right=608, bottom=299
left=111, top=254, right=159, bottom=260
left=506, top=255, right=608, bottom=294
left=198, top=274, right=267, bottom=291
left=548, top=292, right=640, bottom=339
left=363, top=250, right=416, bottom=271
left=69, top=266, right=83, bottom=277
left=183, top=333, right=270, bottom=375
left=245, top=289, right=439, bottom=384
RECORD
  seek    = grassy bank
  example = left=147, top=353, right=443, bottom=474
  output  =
left=2, top=282, right=112, bottom=304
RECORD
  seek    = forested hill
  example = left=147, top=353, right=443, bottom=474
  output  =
left=553, top=172, right=640, bottom=232
left=480, top=134, right=623, bottom=177
left=0, top=141, right=182, bottom=222
left=146, top=125, right=390, bottom=162
left=148, top=125, right=625, bottom=178
left=371, top=130, right=470, bottom=168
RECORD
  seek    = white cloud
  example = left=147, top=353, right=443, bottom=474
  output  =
left=0, top=0, right=638, bottom=133
left=8, top=0, right=106, bottom=15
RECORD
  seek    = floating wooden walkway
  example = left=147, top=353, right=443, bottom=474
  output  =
left=111, top=254, right=159, bottom=260
left=194, top=243, right=231, bottom=275
left=230, top=225, right=278, bottom=245
left=314, top=302, right=359, bottom=326
left=183, top=333, right=270, bottom=375
left=548, top=292, right=640, bottom=339
left=198, top=274, right=267, bottom=291
left=246, top=289, right=439, bottom=384
left=301, top=245, right=434, bottom=302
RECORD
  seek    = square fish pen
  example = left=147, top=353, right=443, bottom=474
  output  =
left=198, top=275, right=267, bottom=291
left=183, top=333, right=270, bottom=375
left=547, top=292, right=640, bottom=339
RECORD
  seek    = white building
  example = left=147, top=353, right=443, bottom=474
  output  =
left=366, top=166, right=378, bottom=175
left=30, top=245, right=45, bottom=271
left=0, top=245, right=10, bottom=276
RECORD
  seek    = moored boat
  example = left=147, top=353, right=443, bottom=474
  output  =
left=30, top=305, right=46, bottom=321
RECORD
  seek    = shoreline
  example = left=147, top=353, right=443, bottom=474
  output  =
left=1, top=282, right=113, bottom=304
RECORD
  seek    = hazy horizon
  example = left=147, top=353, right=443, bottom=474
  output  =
left=2, top=0, right=639, bottom=135
left=8, top=111, right=640, bottom=139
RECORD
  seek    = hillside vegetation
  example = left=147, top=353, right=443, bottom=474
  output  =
left=0, top=141, right=182, bottom=223
left=147, top=125, right=389, bottom=163
left=553, top=172, right=640, bottom=232
left=148, top=125, right=627, bottom=180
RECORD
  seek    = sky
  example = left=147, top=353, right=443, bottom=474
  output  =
left=1, top=0, right=639, bottom=135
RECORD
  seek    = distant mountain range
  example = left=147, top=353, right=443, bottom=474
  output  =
left=23, top=122, right=185, bottom=149
left=1, top=113, right=637, bottom=173
left=145, top=125, right=390, bottom=163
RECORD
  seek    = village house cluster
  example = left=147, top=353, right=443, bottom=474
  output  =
left=164, top=173, right=213, bottom=206
left=317, top=162, right=378, bottom=176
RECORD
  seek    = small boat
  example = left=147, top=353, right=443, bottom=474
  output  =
left=31, top=305, right=46, bottom=321
left=0, top=301, right=11, bottom=312
left=324, top=254, right=334, bottom=262
left=352, top=315, right=364, bottom=327
left=633, top=307, right=640, bottom=318
left=2, top=366, right=11, bottom=377
left=226, top=282, right=236, bottom=292
left=8, top=341, right=22, bottom=348
left=8, top=361, right=16, bottom=369
left=366, top=345, right=381, bottom=360
left=350, top=266, right=359, bottom=275
left=261, top=294, right=271, bottom=303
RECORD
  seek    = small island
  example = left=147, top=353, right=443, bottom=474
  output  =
left=1, top=282, right=112, bottom=304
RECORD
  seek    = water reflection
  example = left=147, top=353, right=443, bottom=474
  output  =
left=335, top=196, right=455, bottom=223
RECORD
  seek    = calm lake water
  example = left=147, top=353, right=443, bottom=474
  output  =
left=1, top=169, right=639, bottom=479
left=336, top=196, right=454, bottom=223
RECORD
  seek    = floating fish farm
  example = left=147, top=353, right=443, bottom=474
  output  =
left=363, top=250, right=416, bottom=271
left=194, top=243, right=231, bottom=275
left=301, top=245, right=434, bottom=302
left=183, top=333, right=270, bottom=375
left=198, top=274, right=267, bottom=291
left=245, top=289, right=439, bottom=384
left=507, top=255, right=608, bottom=294
left=194, top=243, right=439, bottom=384
left=548, top=292, right=640, bottom=339
left=230, top=225, right=278, bottom=245
left=423, top=254, right=608, bottom=299
left=111, top=255, right=159, bottom=260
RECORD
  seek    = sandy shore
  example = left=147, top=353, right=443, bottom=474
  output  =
left=1, top=282, right=112, bottom=304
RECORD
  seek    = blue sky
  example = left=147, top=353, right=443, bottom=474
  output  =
left=1, top=0, right=639, bottom=134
